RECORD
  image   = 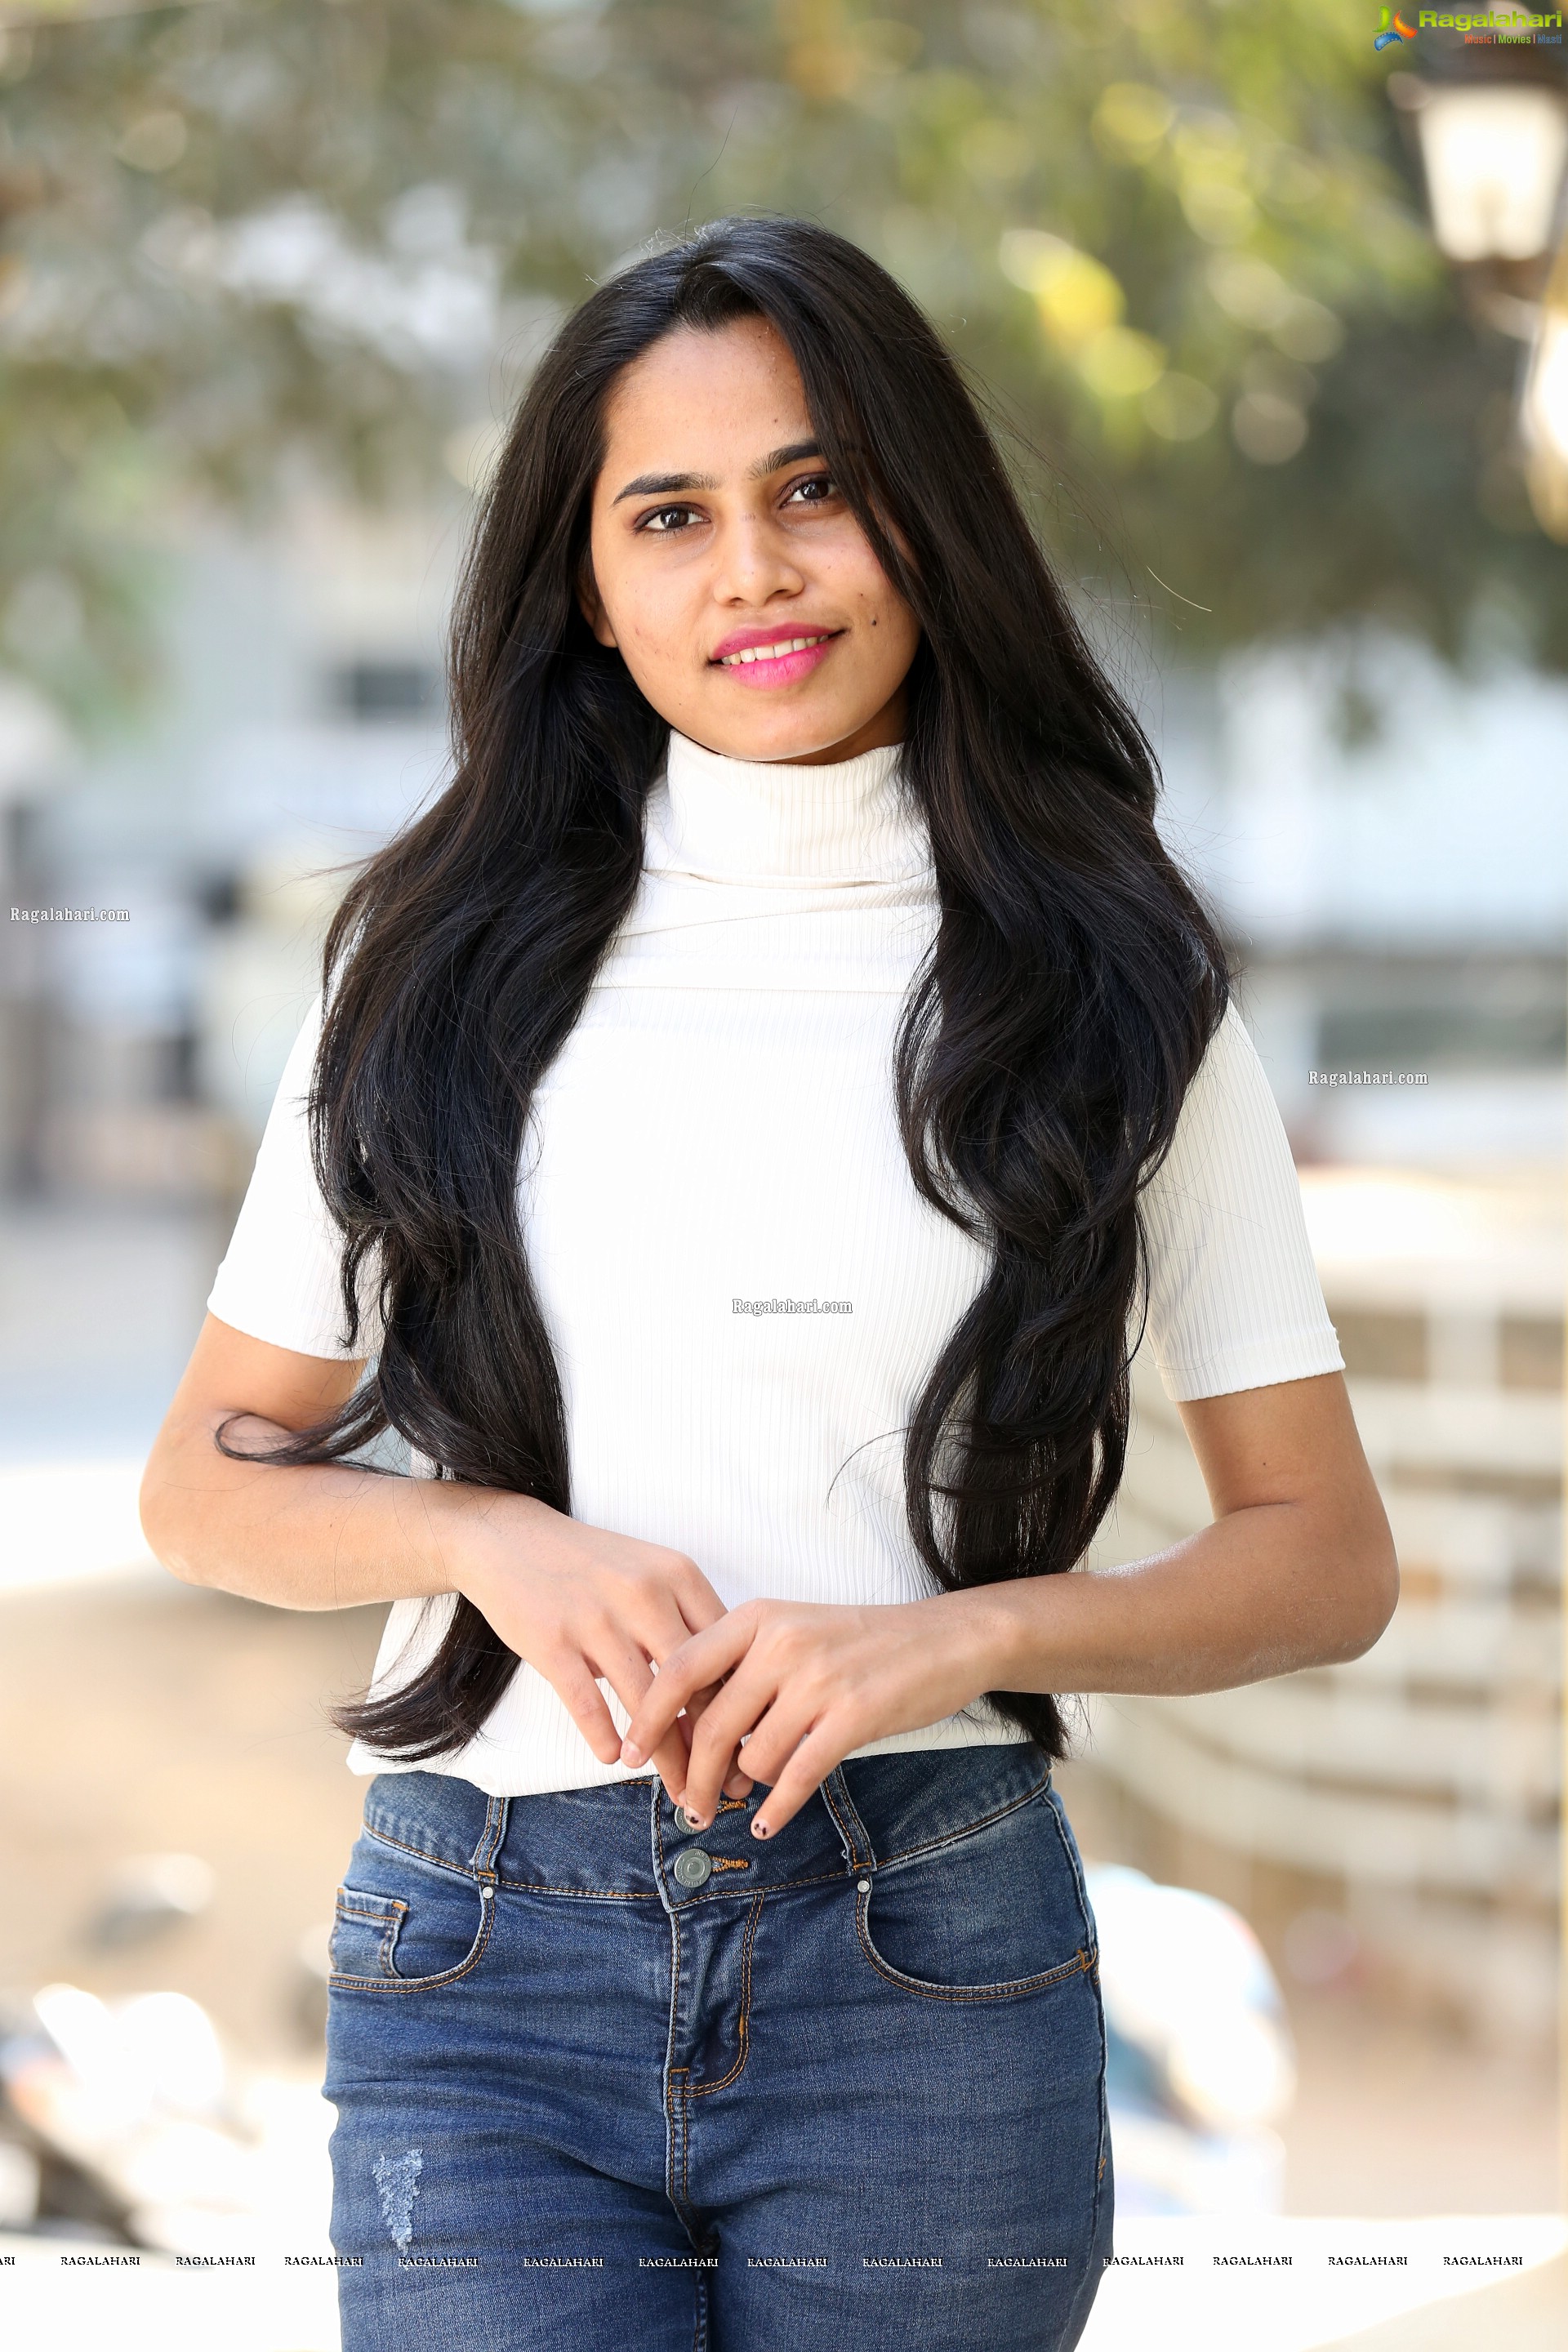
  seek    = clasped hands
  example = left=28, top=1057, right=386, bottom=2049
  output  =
left=455, top=1505, right=1017, bottom=1844
left=620, top=1592, right=1005, bottom=1841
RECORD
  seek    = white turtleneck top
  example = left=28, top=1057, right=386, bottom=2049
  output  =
left=207, top=732, right=1343, bottom=1798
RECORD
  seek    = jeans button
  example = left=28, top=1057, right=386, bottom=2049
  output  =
left=673, top=1847, right=713, bottom=1888
left=675, top=1803, right=705, bottom=1833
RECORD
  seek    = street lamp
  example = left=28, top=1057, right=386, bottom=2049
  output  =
left=1399, top=81, right=1568, bottom=265
left=1390, top=29, right=1568, bottom=535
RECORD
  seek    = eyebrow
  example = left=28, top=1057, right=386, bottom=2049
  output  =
left=751, top=439, right=823, bottom=478
left=611, top=439, right=825, bottom=506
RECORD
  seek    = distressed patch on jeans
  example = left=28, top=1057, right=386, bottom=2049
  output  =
left=373, top=2149, right=423, bottom=2250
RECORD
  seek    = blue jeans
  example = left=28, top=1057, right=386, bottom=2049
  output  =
left=323, top=1741, right=1113, bottom=2350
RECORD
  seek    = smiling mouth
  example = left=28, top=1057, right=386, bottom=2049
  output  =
left=712, top=632, right=838, bottom=666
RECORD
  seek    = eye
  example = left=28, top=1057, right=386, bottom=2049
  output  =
left=783, top=473, right=835, bottom=506
left=637, top=504, right=701, bottom=533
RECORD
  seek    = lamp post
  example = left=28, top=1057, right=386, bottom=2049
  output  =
left=1521, top=235, right=1568, bottom=536
left=1389, top=7, right=1568, bottom=2252
left=1390, top=29, right=1568, bottom=535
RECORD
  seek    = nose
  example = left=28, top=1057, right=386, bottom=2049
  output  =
left=709, top=511, right=806, bottom=608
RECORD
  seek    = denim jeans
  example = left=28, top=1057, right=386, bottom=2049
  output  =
left=323, top=1740, right=1112, bottom=2350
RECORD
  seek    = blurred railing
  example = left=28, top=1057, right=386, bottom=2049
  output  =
left=1084, top=1168, right=1563, bottom=2047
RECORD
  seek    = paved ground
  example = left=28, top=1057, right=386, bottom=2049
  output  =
left=0, top=1570, right=381, bottom=2066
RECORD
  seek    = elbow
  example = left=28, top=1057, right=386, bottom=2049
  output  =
left=1322, top=1521, right=1401, bottom=1665
left=138, top=1454, right=209, bottom=1588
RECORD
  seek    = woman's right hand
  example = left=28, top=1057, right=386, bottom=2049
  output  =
left=453, top=1491, right=755, bottom=1802
left=140, top=1316, right=752, bottom=1800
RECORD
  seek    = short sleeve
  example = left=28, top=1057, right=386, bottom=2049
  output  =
left=1138, top=1002, right=1343, bottom=1403
left=207, top=991, right=385, bottom=1361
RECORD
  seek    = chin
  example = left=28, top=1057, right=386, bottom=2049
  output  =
left=692, top=710, right=859, bottom=764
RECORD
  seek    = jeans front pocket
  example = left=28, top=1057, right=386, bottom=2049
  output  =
left=327, top=1833, right=496, bottom=1993
left=856, top=1782, right=1098, bottom=2002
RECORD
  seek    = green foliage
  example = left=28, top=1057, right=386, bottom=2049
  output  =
left=0, top=0, right=1562, bottom=721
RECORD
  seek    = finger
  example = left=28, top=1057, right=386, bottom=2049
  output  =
left=680, top=1682, right=751, bottom=1784
left=744, top=1722, right=847, bottom=1841
left=702, top=1704, right=808, bottom=1802
left=546, top=1655, right=630, bottom=1767
left=594, top=1608, right=738, bottom=1797
left=679, top=1679, right=727, bottom=1735
left=620, top=1618, right=749, bottom=1766
left=668, top=1672, right=778, bottom=1824
left=683, top=1687, right=753, bottom=1800
left=666, top=1563, right=735, bottom=1638
left=590, top=1637, right=694, bottom=1792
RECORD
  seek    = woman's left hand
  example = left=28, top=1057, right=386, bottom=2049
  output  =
left=617, top=1594, right=1005, bottom=1838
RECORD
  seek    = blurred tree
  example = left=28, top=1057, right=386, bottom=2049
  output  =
left=0, top=0, right=1561, bottom=723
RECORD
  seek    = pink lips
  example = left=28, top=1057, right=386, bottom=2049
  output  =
left=708, top=625, right=840, bottom=690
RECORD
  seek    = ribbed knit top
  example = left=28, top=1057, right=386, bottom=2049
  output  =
left=207, top=730, right=1343, bottom=1797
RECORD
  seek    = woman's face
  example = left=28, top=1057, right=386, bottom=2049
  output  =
left=581, top=314, right=920, bottom=766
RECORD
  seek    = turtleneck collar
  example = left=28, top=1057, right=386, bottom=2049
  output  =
left=644, top=728, right=932, bottom=886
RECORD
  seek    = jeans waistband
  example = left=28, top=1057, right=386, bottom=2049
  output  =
left=359, top=1740, right=1051, bottom=1909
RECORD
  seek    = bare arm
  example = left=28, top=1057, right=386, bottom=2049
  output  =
left=964, top=1369, right=1399, bottom=1697
left=139, top=1312, right=506, bottom=1610
left=139, top=1312, right=750, bottom=1794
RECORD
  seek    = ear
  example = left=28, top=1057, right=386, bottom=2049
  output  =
left=576, top=554, right=619, bottom=650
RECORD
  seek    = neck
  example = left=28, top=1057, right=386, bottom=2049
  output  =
left=648, top=729, right=931, bottom=884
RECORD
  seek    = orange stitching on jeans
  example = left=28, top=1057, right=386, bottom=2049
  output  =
left=664, top=2061, right=686, bottom=2220
left=666, top=2051, right=694, bottom=2214
left=692, top=1891, right=764, bottom=2098
left=868, top=1774, right=1053, bottom=1873
left=663, top=1894, right=699, bottom=2229
left=327, top=1879, right=498, bottom=1996
left=668, top=1861, right=849, bottom=1904
left=494, top=1877, right=658, bottom=1898
left=853, top=1898, right=1097, bottom=2002
left=818, top=1775, right=865, bottom=1869
left=363, top=1823, right=480, bottom=1878
left=332, top=1891, right=409, bottom=1981
left=707, top=1857, right=751, bottom=1873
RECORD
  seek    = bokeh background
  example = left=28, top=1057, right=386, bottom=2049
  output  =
left=0, top=0, right=1565, bottom=2343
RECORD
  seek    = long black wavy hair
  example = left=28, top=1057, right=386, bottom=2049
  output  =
left=233, top=215, right=1230, bottom=1763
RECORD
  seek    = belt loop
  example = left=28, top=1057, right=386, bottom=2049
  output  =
left=470, top=1792, right=510, bottom=1882
left=819, top=1764, right=876, bottom=1874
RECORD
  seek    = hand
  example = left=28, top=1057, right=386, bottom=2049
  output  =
left=452, top=1495, right=756, bottom=1800
left=617, top=1593, right=1006, bottom=1838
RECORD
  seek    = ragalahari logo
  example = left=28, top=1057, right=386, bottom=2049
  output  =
left=1374, top=6, right=1418, bottom=42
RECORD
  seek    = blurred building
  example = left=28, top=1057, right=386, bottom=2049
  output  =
left=0, top=679, right=76, bottom=1192
left=16, top=496, right=458, bottom=1206
left=1154, top=629, right=1568, bottom=1171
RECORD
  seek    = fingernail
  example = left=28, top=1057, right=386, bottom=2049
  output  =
left=752, top=1819, right=771, bottom=1838
left=621, top=1740, right=644, bottom=1766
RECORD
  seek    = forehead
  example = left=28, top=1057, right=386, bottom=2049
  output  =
left=599, top=316, right=812, bottom=469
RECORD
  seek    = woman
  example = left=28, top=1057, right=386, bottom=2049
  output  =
left=140, top=216, right=1396, bottom=2352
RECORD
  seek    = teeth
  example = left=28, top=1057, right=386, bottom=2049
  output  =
left=719, top=635, right=829, bottom=666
